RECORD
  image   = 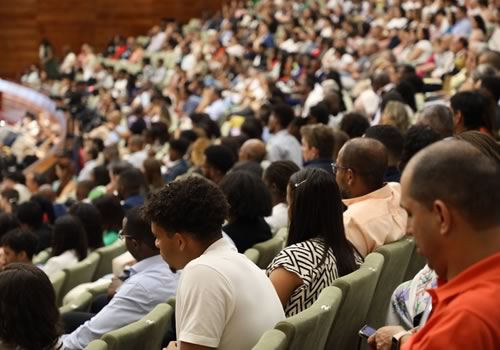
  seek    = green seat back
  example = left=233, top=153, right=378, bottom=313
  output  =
left=60, top=252, right=101, bottom=306
left=33, top=248, right=52, bottom=265
left=252, top=329, right=289, bottom=350
left=94, top=240, right=127, bottom=280
left=404, top=237, right=426, bottom=281
left=84, top=339, right=108, bottom=350
left=244, top=248, right=260, bottom=265
left=101, top=303, right=173, bottom=350
left=365, top=237, right=415, bottom=329
left=274, top=227, right=288, bottom=243
left=326, top=252, right=385, bottom=350
left=49, top=270, right=66, bottom=306
left=60, top=290, right=94, bottom=314
left=275, top=286, right=343, bottom=350
left=252, top=236, right=285, bottom=269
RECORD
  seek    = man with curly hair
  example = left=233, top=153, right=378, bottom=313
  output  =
left=144, top=177, right=285, bottom=350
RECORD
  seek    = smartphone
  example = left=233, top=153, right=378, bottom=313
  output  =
left=359, top=325, right=377, bottom=339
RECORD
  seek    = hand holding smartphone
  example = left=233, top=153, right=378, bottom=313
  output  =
left=359, top=325, right=377, bottom=339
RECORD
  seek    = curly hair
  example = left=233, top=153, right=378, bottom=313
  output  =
left=143, top=177, right=229, bottom=241
left=0, top=263, right=61, bottom=350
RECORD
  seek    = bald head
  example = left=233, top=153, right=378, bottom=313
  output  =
left=403, top=140, right=500, bottom=230
left=239, top=139, right=267, bottom=163
left=338, top=138, right=388, bottom=192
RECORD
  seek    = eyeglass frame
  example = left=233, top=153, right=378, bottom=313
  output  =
left=331, top=162, right=351, bottom=175
left=118, top=230, right=133, bottom=240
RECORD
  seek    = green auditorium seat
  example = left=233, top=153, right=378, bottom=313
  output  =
left=404, top=236, right=427, bottom=281
left=84, top=339, right=108, bottom=350
left=251, top=236, right=285, bottom=269
left=59, top=290, right=94, bottom=314
left=33, top=247, right=52, bottom=265
left=94, top=240, right=127, bottom=280
left=275, top=286, right=343, bottom=350
left=244, top=248, right=260, bottom=265
left=252, top=329, right=289, bottom=350
left=49, top=270, right=66, bottom=306
left=59, top=252, right=100, bottom=306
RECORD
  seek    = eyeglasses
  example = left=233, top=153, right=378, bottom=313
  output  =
left=331, top=162, right=350, bottom=175
left=118, top=230, right=133, bottom=240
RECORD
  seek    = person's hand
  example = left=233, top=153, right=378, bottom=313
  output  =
left=163, top=341, right=178, bottom=350
left=368, top=325, right=406, bottom=350
left=107, top=277, right=124, bottom=298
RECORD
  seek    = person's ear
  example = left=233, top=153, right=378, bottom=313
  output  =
left=175, top=233, right=187, bottom=252
left=346, top=168, right=355, bottom=186
left=312, top=146, right=320, bottom=159
left=433, top=200, right=451, bottom=237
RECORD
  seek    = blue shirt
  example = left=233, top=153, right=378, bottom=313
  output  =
left=267, top=130, right=303, bottom=167
left=122, top=194, right=144, bottom=212
left=62, top=255, right=179, bottom=349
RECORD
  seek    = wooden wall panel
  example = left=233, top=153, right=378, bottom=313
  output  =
left=0, top=0, right=223, bottom=79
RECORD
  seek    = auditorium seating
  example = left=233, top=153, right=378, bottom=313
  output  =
left=59, top=290, right=94, bottom=314
left=49, top=270, right=66, bottom=305
left=244, top=248, right=260, bottom=265
left=59, top=252, right=101, bottom=306
left=252, top=329, right=289, bottom=350
left=94, top=240, right=127, bottom=280
left=84, top=340, right=109, bottom=350
left=246, top=236, right=286, bottom=269
left=33, top=248, right=53, bottom=265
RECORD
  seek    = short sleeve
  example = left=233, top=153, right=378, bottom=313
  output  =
left=176, top=264, right=235, bottom=348
left=266, top=244, right=313, bottom=284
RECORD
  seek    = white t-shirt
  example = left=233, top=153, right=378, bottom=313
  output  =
left=176, top=238, right=285, bottom=350
left=265, top=203, right=288, bottom=234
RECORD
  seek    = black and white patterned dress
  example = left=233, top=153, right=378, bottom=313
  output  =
left=266, top=238, right=363, bottom=316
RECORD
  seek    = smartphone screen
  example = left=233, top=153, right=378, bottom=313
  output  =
left=359, top=325, right=377, bottom=339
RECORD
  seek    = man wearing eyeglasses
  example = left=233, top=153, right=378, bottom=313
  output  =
left=333, top=137, right=407, bottom=257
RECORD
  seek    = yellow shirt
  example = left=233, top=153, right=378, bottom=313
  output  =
left=343, top=182, right=407, bottom=257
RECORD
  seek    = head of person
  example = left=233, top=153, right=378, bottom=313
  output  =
left=1, top=229, right=38, bottom=265
left=332, top=129, right=350, bottom=161
left=69, top=202, right=104, bottom=250
left=91, top=165, right=111, bottom=187
left=83, top=146, right=99, bottom=164
left=381, top=100, right=410, bottom=133
left=16, top=200, right=43, bottom=230
left=455, top=131, right=500, bottom=164
left=128, top=135, right=145, bottom=153
left=231, top=160, right=263, bottom=178
left=169, top=138, right=190, bottom=162
left=52, top=215, right=88, bottom=261
left=219, top=171, right=272, bottom=223
left=0, top=213, right=19, bottom=239
left=401, top=140, right=500, bottom=280
left=268, top=103, right=295, bottom=134
left=143, top=158, right=164, bottom=190
left=121, top=206, right=158, bottom=261
left=416, top=104, right=454, bottom=139
left=365, top=125, right=404, bottom=167
left=307, top=102, right=330, bottom=125
left=144, top=177, right=229, bottom=271
left=202, top=145, right=235, bottom=184
left=301, top=124, right=336, bottom=162
left=450, top=91, right=494, bottom=134
left=109, top=160, right=133, bottom=191
left=399, top=125, right=442, bottom=172
left=241, top=117, right=263, bottom=139
left=287, top=168, right=357, bottom=276
left=340, top=112, right=370, bottom=139
left=238, top=139, right=267, bottom=163
left=117, top=168, right=146, bottom=200
left=76, top=180, right=95, bottom=201
left=0, top=188, right=19, bottom=214
left=335, top=138, right=388, bottom=199
left=92, top=194, right=124, bottom=232
left=263, top=160, right=300, bottom=206
left=0, top=263, right=61, bottom=350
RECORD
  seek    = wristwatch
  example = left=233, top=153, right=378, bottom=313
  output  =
left=391, top=330, right=412, bottom=350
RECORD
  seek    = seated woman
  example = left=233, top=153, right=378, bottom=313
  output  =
left=69, top=203, right=104, bottom=251
left=0, top=263, right=62, bottom=349
left=263, top=161, right=300, bottom=234
left=43, top=215, right=88, bottom=276
left=92, top=194, right=125, bottom=246
left=267, top=168, right=362, bottom=316
left=220, top=171, right=273, bottom=253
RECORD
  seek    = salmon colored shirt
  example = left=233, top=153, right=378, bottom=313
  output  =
left=342, top=182, right=407, bottom=257
left=403, top=252, right=500, bottom=350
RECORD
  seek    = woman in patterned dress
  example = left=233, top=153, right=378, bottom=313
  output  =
left=267, top=168, right=363, bottom=316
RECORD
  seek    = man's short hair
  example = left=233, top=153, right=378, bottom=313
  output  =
left=450, top=91, right=493, bottom=133
left=407, top=140, right=500, bottom=230
left=144, top=177, right=229, bottom=241
left=272, top=103, right=295, bottom=128
left=308, top=103, right=330, bottom=125
left=416, top=104, right=454, bottom=138
left=263, top=161, right=300, bottom=199
left=204, top=145, right=235, bottom=174
left=16, top=201, right=43, bottom=228
left=364, top=125, right=404, bottom=162
left=125, top=206, right=157, bottom=250
left=301, top=124, right=336, bottom=159
left=118, top=168, right=146, bottom=195
left=341, top=138, right=388, bottom=190
left=400, top=125, right=442, bottom=171
left=1, top=229, right=39, bottom=260
left=340, top=112, right=370, bottom=138
left=169, top=138, right=190, bottom=156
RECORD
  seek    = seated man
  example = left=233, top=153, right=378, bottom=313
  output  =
left=144, top=177, right=285, bottom=350
left=369, top=140, right=500, bottom=350
left=62, top=206, right=179, bottom=350
left=301, top=123, right=336, bottom=174
left=335, top=138, right=407, bottom=257
left=1, top=229, right=38, bottom=266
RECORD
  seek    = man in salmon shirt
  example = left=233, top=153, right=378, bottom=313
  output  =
left=369, top=140, right=500, bottom=350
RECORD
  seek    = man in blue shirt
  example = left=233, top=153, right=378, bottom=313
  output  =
left=62, top=206, right=179, bottom=349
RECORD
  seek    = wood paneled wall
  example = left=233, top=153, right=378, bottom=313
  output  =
left=0, top=0, right=223, bottom=79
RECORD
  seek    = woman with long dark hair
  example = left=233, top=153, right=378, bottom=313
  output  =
left=0, top=263, right=62, bottom=349
left=266, top=168, right=362, bottom=316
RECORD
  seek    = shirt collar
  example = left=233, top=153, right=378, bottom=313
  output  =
left=203, top=236, right=237, bottom=256
left=342, top=183, right=394, bottom=207
left=428, top=252, right=500, bottom=303
left=129, top=254, right=165, bottom=275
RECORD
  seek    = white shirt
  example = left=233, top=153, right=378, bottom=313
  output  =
left=147, top=32, right=166, bottom=52
left=265, top=203, right=288, bottom=234
left=78, top=159, right=98, bottom=182
left=63, top=255, right=179, bottom=349
left=43, top=250, right=79, bottom=276
left=176, top=238, right=285, bottom=350
left=125, top=150, right=148, bottom=170
left=267, top=130, right=303, bottom=167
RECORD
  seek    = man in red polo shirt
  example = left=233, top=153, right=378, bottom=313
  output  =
left=369, top=140, right=500, bottom=350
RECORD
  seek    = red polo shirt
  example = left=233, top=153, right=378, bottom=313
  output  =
left=403, top=252, right=500, bottom=350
